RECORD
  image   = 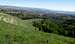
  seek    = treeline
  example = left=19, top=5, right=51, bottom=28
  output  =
left=32, top=18, right=75, bottom=38
left=6, top=13, right=41, bottom=20
left=0, top=9, right=49, bottom=20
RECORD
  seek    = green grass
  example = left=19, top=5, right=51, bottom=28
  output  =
left=0, top=13, right=74, bottom=44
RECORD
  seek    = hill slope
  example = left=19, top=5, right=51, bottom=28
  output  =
left=0, top=13, right=74, bottom=44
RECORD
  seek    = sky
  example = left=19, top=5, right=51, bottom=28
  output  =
left=0, top=0, right=75, bottom=11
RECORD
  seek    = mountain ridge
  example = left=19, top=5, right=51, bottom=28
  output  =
left=0, top=5, right=75, bottom=15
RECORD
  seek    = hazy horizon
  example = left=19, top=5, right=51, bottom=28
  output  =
left=0, top=0, right=75, bottom=11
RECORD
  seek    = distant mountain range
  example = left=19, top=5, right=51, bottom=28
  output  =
left=0, top=5, right=75, bottom=16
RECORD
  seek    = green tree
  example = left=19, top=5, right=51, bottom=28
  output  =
left=32, top=19, right=63, bottom=34
left=62, top=19, right=75, bottom=37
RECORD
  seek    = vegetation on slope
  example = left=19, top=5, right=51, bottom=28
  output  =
left=0, top=21, right=75, bottom=44
left=0, top=13, right=74, bottom=44
left=33, top=18, right=75, bottom=38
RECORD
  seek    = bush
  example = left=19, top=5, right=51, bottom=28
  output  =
left=32, top=19, right=75, bottom=38
left=32, top=19, right=63, bottom=34
left=62, top=19, right=75, bottom=38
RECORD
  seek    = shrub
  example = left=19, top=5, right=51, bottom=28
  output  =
left=32, top=19, right=63, bottom=34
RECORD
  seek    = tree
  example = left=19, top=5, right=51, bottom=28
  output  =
left=62, top=19, right=75, bottom=37
left=32, top=19, right=63, bottom=34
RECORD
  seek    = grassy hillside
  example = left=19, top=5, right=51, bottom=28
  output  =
left=0, top=13, right=34, bottom=30
left=0, top=13, right=74, bottom=44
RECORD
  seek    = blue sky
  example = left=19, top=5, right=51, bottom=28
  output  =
left=0, top=0, right=75, bottom=11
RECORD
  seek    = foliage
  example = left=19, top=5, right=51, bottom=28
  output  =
left=32, top=19, right=64, bottom=34
left=62, top=19, right=75, bottom=38
left=33, top=18, right=75, bottom=38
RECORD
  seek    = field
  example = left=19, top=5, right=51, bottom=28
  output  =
left=0, top=13, right=74, bottom=44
